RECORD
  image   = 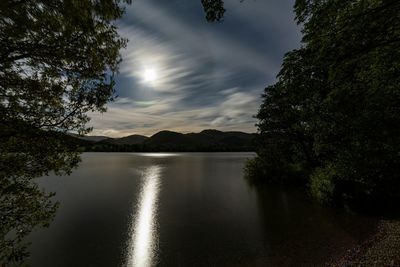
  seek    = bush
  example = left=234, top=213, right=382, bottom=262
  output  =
left=309, top=166, right=335, bottom=204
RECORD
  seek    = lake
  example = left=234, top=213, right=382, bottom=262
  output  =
left=27, top=153, right=376, bottom=266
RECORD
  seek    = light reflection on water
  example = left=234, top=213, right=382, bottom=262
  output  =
left=126, top=166, right=161, bottom=267
left=135, top=153, right=179, bottom=158
left=26, top=153, right=377, bottom=267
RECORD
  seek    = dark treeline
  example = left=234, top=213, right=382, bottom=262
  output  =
left=80, top=143, right=254, bottom=152
left=67, top=130, right=256, bottom=152
left=247, top=0, right=400, bottom=209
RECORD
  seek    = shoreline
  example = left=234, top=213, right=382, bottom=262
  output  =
left=328, top=220, right=400, bottom=266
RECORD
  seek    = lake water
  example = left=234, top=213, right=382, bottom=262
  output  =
left=27, top=153, right=376, bottom=266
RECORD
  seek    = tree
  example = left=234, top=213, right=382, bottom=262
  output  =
left=0, top=0, right=133, bottom=262
left=250, top=0, right=400, bottom=206
left=201, top=0, right=226, bottom=22
left=0, top=0, right=133, bottom=179
left=0, top=1, right=227, bottom=263
left=247, top=48, right=325, bottom=184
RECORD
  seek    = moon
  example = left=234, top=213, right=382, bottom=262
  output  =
left=143, top=68, right=157, bottom=83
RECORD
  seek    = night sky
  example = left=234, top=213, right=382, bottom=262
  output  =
left=89, top=0, right=301, bottom=137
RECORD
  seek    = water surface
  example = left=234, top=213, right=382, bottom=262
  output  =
left=28, top=153, right=376, bottom=266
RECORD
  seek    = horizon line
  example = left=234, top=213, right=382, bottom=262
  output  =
left=84, top=128, right=257, bottom=139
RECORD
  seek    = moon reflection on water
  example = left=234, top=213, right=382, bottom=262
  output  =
left=126, top=166, right=161, bottom=267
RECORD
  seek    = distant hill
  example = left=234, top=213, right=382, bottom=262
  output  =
left=78, top=135, right=110, bottom=142
left=144, top=129, right=254, bottom=150
left=104, top=134, right=148, bottom=145
left=75, top=129, right=255, bottom=152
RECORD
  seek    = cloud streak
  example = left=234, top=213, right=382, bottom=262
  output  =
left=88, top=0, right=301, bottom=137
left=89, top=89, right=260, bottom=137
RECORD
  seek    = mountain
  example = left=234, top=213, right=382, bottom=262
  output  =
left=78, top=135, right=110, bottom=142
left=144, top=129, right=254, bottom=150
left=76, top=129, right=255, bottom=152
left=146, top=131, right=190, bottom=146
left=104, top=134, right=148, bottom=145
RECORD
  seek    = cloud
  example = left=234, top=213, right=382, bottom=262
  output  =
left=117, top=25, right=201, bottom=93
left=87, top=0, right=300, bottom=137
left=88, top=90, right=260, bottom=137
left=211, top=91, right=259, bottom=126
left=121, top=0, right=283, bottom=78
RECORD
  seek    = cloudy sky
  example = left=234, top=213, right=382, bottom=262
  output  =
left=89, top=0, right=301, bottom=137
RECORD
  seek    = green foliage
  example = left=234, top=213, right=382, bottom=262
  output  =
left=309, top=166, right=335, bottom=204
left=251, top=0, right=400, bottom=206
left=0, top=179, right=58, bottom=264
left=0, top=0, right=132, bottom=135
left=0, top=0, right=131, bottom=263
left=245, top=141, right=306, bottom=185
left=0, top=1, right=227, bottom=263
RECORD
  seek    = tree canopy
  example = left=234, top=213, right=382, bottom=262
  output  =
left=0, top=0, right=228, bottom=263
left=249, top=0, right=400, bottom=207
left=0, top=0, right=133, bottom=262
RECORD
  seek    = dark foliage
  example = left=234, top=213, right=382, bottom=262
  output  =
left=249, top=0, right=400, bottom=207
left=0, top=0, right=132, bottom=263
left=71, top=130, right=255, bottom=152
left=201, top=0, right=226, bottom=22
left=0, top=1, right=226, bottom=263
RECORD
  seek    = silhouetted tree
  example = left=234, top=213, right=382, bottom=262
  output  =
left=0, top=0, right=132, bottom=263
left=249, top=0, right=400, bottom=206
left=0, top=1, right=228, bottom=263
left=201, top=0, right=226, bottom=22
